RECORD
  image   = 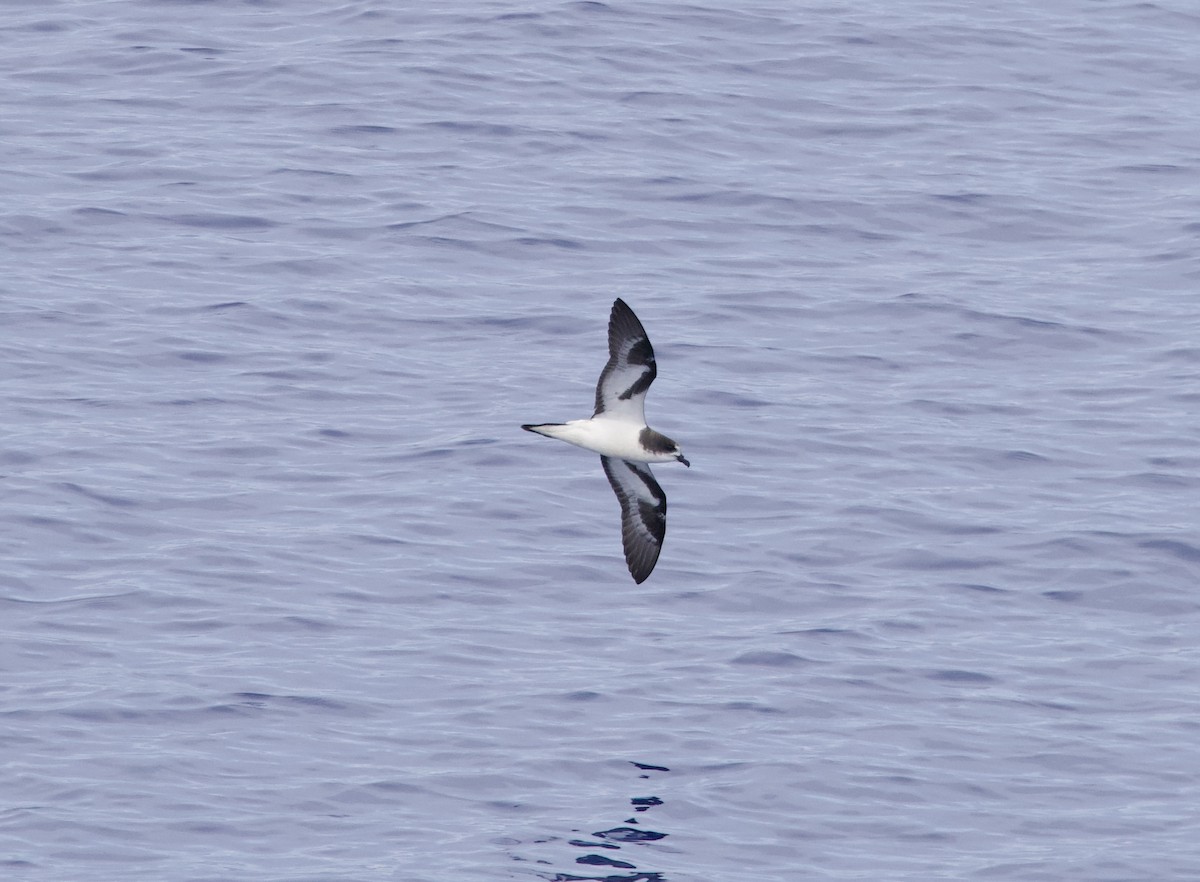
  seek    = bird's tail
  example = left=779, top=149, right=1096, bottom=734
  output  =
left=521, top=423, right=563, bottom=437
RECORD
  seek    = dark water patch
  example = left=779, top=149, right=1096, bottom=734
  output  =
left=512, top=236, right=584, bottom=249
left=146, top=301, right=252, bottom=318
left=724, top=701, right=785, bottom=714
left=592, top=827, right=667, bottom=843
left=161, top=396, right=227, bottom=406
left=327, top=124, right=397, bottom=135
left=472, top=315, right=533, bottom=329
left=931, top=192, right=993, bottom=204
left=1125, top=472, right=1195, bottom=489
left=282, top=694, right=354, bottom=712
left=568, top=839, right=620, bottom=850
left=895, top=296, right=1116, bottom=345
left=162, top=213, right=277, bottom=230
left=630, top=797, right=661, bottom=812
left=425, top=121, right=522, bottom=137
left=551, top=873, right=665, bottom=881
left=1139, top=539, right=1200, bottom=562
left=515, top=761, right=670, bottom=877
left=731, top=650, right=810, bottom=667
left=1113, top=163, right=1187, bottom=174
left=62, top=396, right=123, bottom=408
left=928, top=669, right=996, bottom=685
left=618, top=90, right=684, bottom=106
left=854, top=506, right=1003, bottom=537
left=276, top=615, right=337, bottom=632
left=175, top=350, right=228, bottom=363
left=1145, top=455, right=1200, bottom=469
left=953, top=583, right=1007, bottom=594
left=890, top=550, right=1002, bottom=571
left=408, top=234, right=489, bottom=252
left=822, top=352, right=907, bottom=372
left=563, top=691, right=605, bottom=701
left=56, top=701, right=261, bottom=724
left=60, top=482, right=139, bottom=509
left=964, top=309, right=1111, bottom=339
left=495, top=11, right=544, bottom=22
left=349, top=532, right=413, bottom=547
left=577, top=854, right=636, bottom=868
left=224, top=692, right=358, bottom=714
left=72, top=207, right=128, bottom=222
left=270, top=166, right=354, bottom=178
left=362, top=780, right=426, bottom=795
left=1, top=450, right=40, bottom=466
left=1, top=590, right=138, bottom=607
left=694, top=389, right=771, bottom=408
left=663, top=189, right=808, bottom=211
left=1024, top=535, right=1107, bottom=554
left=0, top=214, right=66, bottom=237
left=1044, top=590, right=1084, bottom=603
left=387, top=211, right=492, bottom=232
left=999, top=449, right=1050, bottom=465
left=205, top=692, right=281, bottom=715
left=15, top=17, right=71, bottom=33
left=396, top=447, right=454, bottom=461
left=778, top=627, right=860, bottom=639
left=907, top=398, right=1034, bottom=417
left=639, top=175, right=695, bottom=186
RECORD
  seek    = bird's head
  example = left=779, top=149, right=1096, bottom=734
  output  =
left=639, top=427, right=690, bottom=467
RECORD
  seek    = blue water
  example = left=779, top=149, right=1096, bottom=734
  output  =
left=3, top=2, right=1199, bottom=880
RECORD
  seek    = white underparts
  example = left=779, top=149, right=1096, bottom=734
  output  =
left=526, top=418, right=679, bottom=464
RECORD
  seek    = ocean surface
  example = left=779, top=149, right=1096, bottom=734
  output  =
left=3, top=1, right=1199, bottom=880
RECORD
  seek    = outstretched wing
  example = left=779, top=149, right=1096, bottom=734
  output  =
left=594, top=298, right=657, bottom=421
left=601, top=455, right=666, bottom=584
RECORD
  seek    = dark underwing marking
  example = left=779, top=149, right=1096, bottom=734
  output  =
left=601, top=456, right=667, bottom=583
left=595, top=299, right=659, bottom=415
left=631, top=463, right=666, bottom=504
left=617, top=364, right=655, bottom=401
left=637, top=498, right=666, bottom=545
left=608, top=299, right=651, bottom=358
left=627, top=337, right=654, bottom=366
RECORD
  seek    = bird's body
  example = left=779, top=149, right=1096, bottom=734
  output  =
left=522, top=298, right=689, bottom=584
left=522, top=420, right=681, bottom=464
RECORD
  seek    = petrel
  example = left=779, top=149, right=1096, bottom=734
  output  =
left=522, top=298, right=689, bottom=583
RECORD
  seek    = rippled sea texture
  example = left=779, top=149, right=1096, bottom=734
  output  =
left=3, top=1, right=1199, bottom=880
